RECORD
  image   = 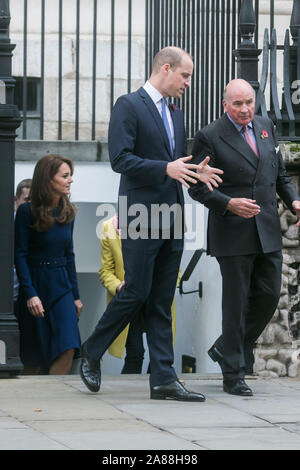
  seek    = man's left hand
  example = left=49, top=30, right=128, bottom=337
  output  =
left=292, top=200, right=300, bottom=226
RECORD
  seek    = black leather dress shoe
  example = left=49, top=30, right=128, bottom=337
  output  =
left=80, top=342, right=101, bottom=393
left=150, top=380, right=206, bottom=402
left=207, top=344, right=223, bottom=366
left=209, top=345, right=256, bottom=376
left=223, top=379, right=253, bottom=397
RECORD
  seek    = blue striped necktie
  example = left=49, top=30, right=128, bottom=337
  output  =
left=161, top=97, right=174, bottom=156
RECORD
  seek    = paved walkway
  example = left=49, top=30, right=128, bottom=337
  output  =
left=0, top=373, right=300, bottom=450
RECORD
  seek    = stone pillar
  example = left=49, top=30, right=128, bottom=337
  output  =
left=0, top=0, right=23, bottom=375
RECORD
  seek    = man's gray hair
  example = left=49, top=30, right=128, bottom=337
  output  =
left=223, top=87, right=228, bottom=103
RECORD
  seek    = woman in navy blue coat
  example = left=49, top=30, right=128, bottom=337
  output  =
left=15, top=154, right=82, bottom=374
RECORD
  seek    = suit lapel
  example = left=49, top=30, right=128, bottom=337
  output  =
left=252, top=118, right=266, bottom=177
left=137, top=87, right=173, bottom=159
left=220, top=114, right=258, bottom=170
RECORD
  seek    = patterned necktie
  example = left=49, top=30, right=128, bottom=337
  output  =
left=161, top=97, right=174, bottom=156
left=243, top=125, right=259, bottom=158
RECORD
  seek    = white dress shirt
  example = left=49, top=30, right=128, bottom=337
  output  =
left=143, top=81, right=175, bottom=149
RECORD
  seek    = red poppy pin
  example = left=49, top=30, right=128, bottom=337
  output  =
left=169, top=103, right=177, bottom=111
left=261, top=130, right=268, bottom=139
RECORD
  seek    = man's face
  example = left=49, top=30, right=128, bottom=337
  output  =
left=223, top=84, right=255, bottom=126
left=15, top=187, right=30, bottom=209
left=164, top=56, right=194, bottom=99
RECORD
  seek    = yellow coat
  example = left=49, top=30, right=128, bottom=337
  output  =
left=99, top=216, right=178, bottom=359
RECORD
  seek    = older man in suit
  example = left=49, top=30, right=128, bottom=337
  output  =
left=80, top=46, right=223, bottom=401
left=189, top=79, right=300, bottom=396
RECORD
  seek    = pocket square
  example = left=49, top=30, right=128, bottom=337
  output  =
left=275, top=146, right=280, bottom=153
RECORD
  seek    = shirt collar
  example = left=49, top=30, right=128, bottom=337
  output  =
left=226, top=112, right=253, bottom=132
left=143, top=81, right=165, bottom=106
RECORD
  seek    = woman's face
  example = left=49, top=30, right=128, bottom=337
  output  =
left=50, top=162, right=73, bottom=197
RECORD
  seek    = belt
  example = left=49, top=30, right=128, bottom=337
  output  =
left=28, top=256, right=67, bottom=268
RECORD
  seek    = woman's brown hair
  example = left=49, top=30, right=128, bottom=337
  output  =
left=30, top=154, right=76, bottom=232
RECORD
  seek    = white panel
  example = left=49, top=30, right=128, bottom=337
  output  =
left=15, top=162, right=120, bottom=203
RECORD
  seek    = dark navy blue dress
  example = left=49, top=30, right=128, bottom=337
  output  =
left=14, top=202, right=81, bottom=368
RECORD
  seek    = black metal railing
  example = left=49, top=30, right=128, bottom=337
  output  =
left=12, top=0, right=136, bottom=141
left=10, top=0, right=295, bottom=142
left=268, top=2, right=300, bottom=140
left=178, top=249, right=206, bottom=298
left=147, top=0, right=240, bottom=137
left=232, top=0, right=300, bottom=140
left=146, top=0, right=277, bottom=138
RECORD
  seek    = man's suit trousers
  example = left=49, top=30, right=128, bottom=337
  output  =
left=215, top=250, right=282, bottom=380
left=86, top=236, right=183, bottom=387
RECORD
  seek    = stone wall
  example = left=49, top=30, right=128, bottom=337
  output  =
left=255, top=143, right=300, bottom=378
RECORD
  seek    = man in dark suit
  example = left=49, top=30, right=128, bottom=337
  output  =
left=189, top=79, right=300, bottom=396
left=80, top=46, right=223, bottom=401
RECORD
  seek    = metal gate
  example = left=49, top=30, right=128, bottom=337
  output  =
left=12, top=0, right=277, bottom=141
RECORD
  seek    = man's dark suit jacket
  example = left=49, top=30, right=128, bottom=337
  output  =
left=108, top=87, right=187, bottom=233
left=188, top=114, right=300, bottom=257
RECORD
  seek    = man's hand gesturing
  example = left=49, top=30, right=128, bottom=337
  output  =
left=166, top=155, right=223, bottom=190
left=196, top=156, right=224, bottom=191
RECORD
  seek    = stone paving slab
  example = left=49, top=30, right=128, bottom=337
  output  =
left=0, top=396, right=128, bottom=422
left=201, top=380, right=300, bottom=424
left=0, top=417, right=28, bottom=429
left=0, top=428, right=68, bottom=450
left=280, top=423, right=300, bottom=435
left=0, top=374, right=300, bottom=450
left=28, top=419, right=203, bottom=451
left=193, top=427, right=300, bottom=450
left=115, top=400, right=269, bottom=429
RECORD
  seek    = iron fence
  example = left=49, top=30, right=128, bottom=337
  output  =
left=258, top=4, right=300, bottom=140
left=146, top=0, right=279, bottom=138
left=11, top=0, right=283, bottom=141
left=12, top=0, right=138, bottom=141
